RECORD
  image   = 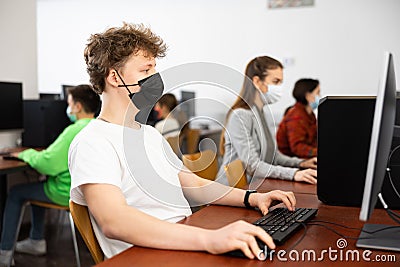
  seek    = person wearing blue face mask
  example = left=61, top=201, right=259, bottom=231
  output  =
left=218, top=56, right=317, bottom=186
left=0, top=85, right=100, bottom=265
left=66, top=106, right=77, bottom=122
left=277, top=78, right=320, bottom=158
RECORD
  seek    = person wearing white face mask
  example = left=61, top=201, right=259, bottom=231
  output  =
left=277, top=79, right=320, bottom=158
left=217, top=56, right=317, bottom=186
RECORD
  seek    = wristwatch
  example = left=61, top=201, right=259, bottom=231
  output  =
left=244, top=190, right=257, bottom=209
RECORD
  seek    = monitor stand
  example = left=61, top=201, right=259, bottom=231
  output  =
left=356, top=223, right=400, bottom=251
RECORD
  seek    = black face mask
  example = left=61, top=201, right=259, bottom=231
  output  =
left=116, top=71, right=164, bottom=110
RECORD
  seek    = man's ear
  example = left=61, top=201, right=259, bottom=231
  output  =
left=106, top=69, right=119, bottom=87
left=75, top=101, right=83, bottom=113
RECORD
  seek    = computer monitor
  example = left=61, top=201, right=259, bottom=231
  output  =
left=22, top=100, right=71, bottom=147
left=39, top=93, right=62, bottom=100
left=61, top=84, right=75, bottom=100
left=0, top=81, right=23, bottom=131
left=356, top=52, right=400, bottom=251
left=180, top=91, right=196, bottom=119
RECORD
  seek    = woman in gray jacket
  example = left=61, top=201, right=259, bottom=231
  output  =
left=217, top=56, right=317, bottom=188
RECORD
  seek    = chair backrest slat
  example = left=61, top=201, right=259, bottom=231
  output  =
left=224, top=159, right=248, bottom=189
left=69, top=201, right=104, bottom=264
left=182, top=149, right=218, bottom=180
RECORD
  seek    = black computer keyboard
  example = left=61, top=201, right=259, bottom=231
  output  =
left=253, top=207, right=318, bottom=245
left=2, top=155, right=23, bottom=161
left=225, top=207, right=318, bottom=259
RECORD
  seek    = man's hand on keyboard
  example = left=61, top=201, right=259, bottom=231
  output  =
left=204, top=220, right=274, bottom=260
left=249, top=190, right=296, bottom=215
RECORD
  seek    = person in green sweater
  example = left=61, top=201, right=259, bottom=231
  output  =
left=0, top=84, right=100, bottom=264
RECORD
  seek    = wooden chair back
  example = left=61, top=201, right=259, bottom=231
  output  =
left=166, top=135, right=181, bottom=156
left=224, top=159, right=248, bottom=189
left=69, top=201, right=104, bottom=264
left=185, top=128, right=200, bottom=154
left=182, top=149, right=218, bottom=180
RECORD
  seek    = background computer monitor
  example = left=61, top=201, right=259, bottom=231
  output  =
left=180, top=91, right=196, bottom=119
left=0, top=81, right=23, bottom=131
left=22, top=100, right=71, bottom=147
left=39, top=93, right=62, bottom=100
left=61, top=84, right=75, bottom=100
left=357, top=52, right=400, bottom=251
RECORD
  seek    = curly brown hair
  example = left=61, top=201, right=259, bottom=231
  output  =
left=84, top=22, right=167, bottom=94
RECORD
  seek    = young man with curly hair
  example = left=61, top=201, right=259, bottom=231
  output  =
left=68, top=23, right=297, bottom=261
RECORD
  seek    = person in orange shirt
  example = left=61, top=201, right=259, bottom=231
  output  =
left=277, top=78, right=320, bottom=158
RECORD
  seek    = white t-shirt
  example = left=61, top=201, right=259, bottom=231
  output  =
left=68, top=119, right=192, bottom=259
left=155, top=117, right=180, bottom=138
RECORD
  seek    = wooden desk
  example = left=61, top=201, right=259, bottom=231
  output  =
left=95, top=193, right=399, bottom=267
left=256, top=179, right=316, bottom=195
left=0, top=148, right=30, bottom=232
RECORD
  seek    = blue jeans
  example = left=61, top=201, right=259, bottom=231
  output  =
left=0, top=182, right=52, bottom=250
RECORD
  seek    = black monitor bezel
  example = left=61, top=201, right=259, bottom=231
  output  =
left=0, top=81, right=24, bottom=131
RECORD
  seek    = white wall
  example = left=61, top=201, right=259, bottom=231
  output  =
left=0, top=0, right=38, bottom=99
left=0, top=0, right=37, bottom=148
left=37, top=0, right=400, bottom=124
